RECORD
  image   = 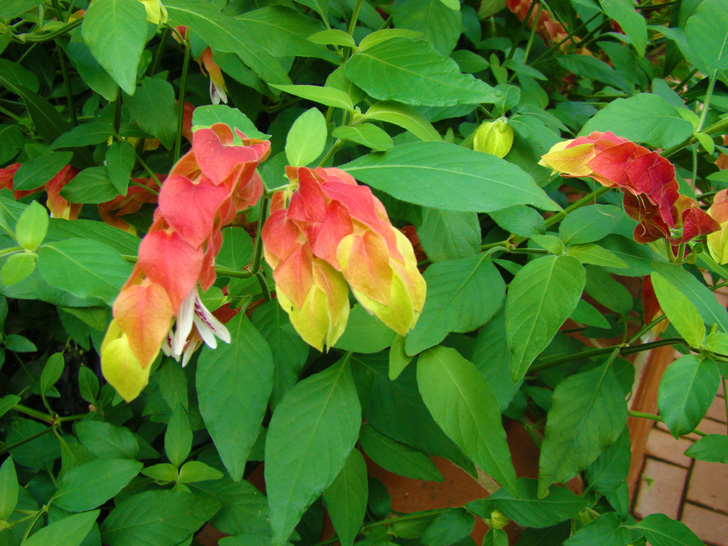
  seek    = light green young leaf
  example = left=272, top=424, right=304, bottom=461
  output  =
left=651, top=272, right=705, bottom=347
left=331, top=124, right=394, bottom=152
left=392, top=0, right=462, bottom=55
left=658, top=355, right=721, bottom=438
left=359, top=424, right=443, bottom=482
left=24, top=510, right=99, bottom=546
left=364, top=101, right=441, bottom=142
left=322, top=449, right=368, bottom=546
left=178, top=461, right=224, bottom=483
left=538, top=362, right=627, bottom=496
left=417, top=346, right=518, bottom=495
left=358, top=29, right=424, bottom=51
left=197, top=313, right=274, bottom=480
left=285, top=107, right=327, bottom=167
left=141, top=463, right=179, bottom=482
left=506, top=256, right=585, bottom=382
left=78, top=366, right=100, bottom=404
left=271, top=84, right=354, bottom=112
left=308, top=29, right=356, bottom=48
left=0, top=456, right=18, bottom=521
left=165, top=404, right=192, bottom=467
left=1, top=253, right=37, bottom=287
left=265, top=358, right=361, bottom=545
left=54, top=458, right=142, bottom=512
left=82, top=0, right=148, bottom=95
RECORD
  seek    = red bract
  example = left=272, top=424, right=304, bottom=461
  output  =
left=540, top=132, right=719, bottom=248
left=101, top=123, right=270, bottom=401
left=97, top=176, right=160, bottom=234
left=262, top=166, right=426, bottom=351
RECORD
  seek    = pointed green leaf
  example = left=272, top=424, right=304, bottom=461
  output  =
left=406, top=255, right=505, bottom=355
left=285, top=107, right=327, bottom=167
left=13, top=151, right=72, bottom=191
left=40, top=352, right=64, bottom=397
left=631, top=513, right=704, bottom=546
left=685, top=0, right=728, bottom=73
left=0, top=456, right=18, bottom=521
left=685, top=434, right=728, bottom=463
left=417, top=208, right=480, bottom=262
left=651, top=272, right=705, bottom=347
left=658, top=355, right=721, bottom=438
left=178, top=461, right=224, bottom=483
left=271, top=84, right=355, bottom=112
left=197, top=313, right=274, bottom=480
left=322, top=449, right=368, bottom=546
left=24, top=510, right=99, bottom=546
left=335, top=304, right=396, bottom=354
left=1, top=253, right=37, bottom=287
left=75, top=420, right=139, bottom=460
left=421, top=508, right=474, bottom=546
left=165, top=404, right=192, bottom=467
left=342, top=142, right=559, bottom=213
left=564, top=512, right=631, bottom=546
left=559, top=205, right=622, bottom=245
left=51, top=121, right=115, bottom=150
left=506, top=256, right=585, bottom=382
left=265, top=359, right=361, bottom=545
left=598, top=0, right=647, bottom=56
left=585, top=429, right=631, bottom=494
left=364, top=101, right=442, bottom=142
left=82, top=0, right=148, bottom=95
left=124, top=77, right=178, bottom=149
left=15, top=201, right=49, bottom=252
left=417, top=346, right=517, bottom=495
left=359, top=424, right=443, bottom=482
left=332, top=124, right=394, bottom=152
left=60, top=166, right=121, bottom=204
left=54, top=458, right=143, bottom=512
left=105, top=140, right=135, bottom=195
left=392, top=0, right=462, bottom=55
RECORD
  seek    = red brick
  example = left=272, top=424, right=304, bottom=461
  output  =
left=686, top=460, right=728, bottom=513
left=645, top=428, right=694, bottom=467
left=634, top=458, right=688, bottom=520
left=707, top=394, right=728, bottom=423
left=681, top=503, right=728, bottom=546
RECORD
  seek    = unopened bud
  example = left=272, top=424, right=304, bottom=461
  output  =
left=473, top=117, right=514, bottom=158
left=485, top=508, right=510, bottom=530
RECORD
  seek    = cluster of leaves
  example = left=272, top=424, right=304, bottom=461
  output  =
left=1, top=0, right=728, bottom=545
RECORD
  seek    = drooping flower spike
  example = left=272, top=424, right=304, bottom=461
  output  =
left=540, top=131, right=719, bottom=249
left=101, top=123, right=270, bottom=401
left=262, top=166, right=426, bottom=351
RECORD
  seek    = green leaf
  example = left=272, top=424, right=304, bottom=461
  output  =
left=651, top=272, right=705, bottom=347
left=197, top=313, right=274, bottom=480
left=417, top=208, right=480, bottom=262
left=417, top=346, right=518, bottom=495
left=322, top=449, right=368, bottom=546
left=359, top=424, right=443, bottom=482
left=566, top=244, right=627, bottom=269
left=489, top=206, right=546, bottom=238
left=166, top=0, right=291, bottom=84
left=40, top=352, right=64, bottom=397
left=599, top=0, right=647, bottom=56
left=271, top=84, right=355, bottom=112
left=342, top=142, right=558, bottom=213
left=335, top=304, right=396, bottom=354
left=0, top=0, right=42, bottom=18
left=487, top=478, right=587, bottom=529
left=564, top=512, right=631, bottom=546
left=364, top=101, right=442, bottom=142
left=559, top=205, right=622, bottom=245
left=332, top=124, right=394, bottom=152
left=61, top=166, right=120, bottom=204
left=1, top=253, right=37, bottom=287
left=285, top=107, right=327, bottom=167
left=685, top=0, right=728, bottom=73
left=38, top=239, right=133, bottom=305
left=538, top=362, right=627, bottom=496
left=0, top=394, right=19, bottom=419
left=142, top=463, right=178, bottom=482
left=265, top=358, right=361, bottom=545
left=216, top=227, right=254, bottom=271
left=658, top=355, right=720, bottom=438
left=178, top=461, right=224, bottom=483
left=652, top=262, right=728, bottom=333
left=3, top=333, right=37, bottom=352
left=46, top=218, right=141, bottom=255
left=585, top=266, right=632, bottom=317
left=0, top=80, right=71, bottom=144
left=389, top=335, right=412, bottom=380
left=585, top=429, right=631, bottom=494
left=105, top=140, right=135, bottom=194
left=685, top=434, right=728, bottom=463
left=75, top=420, right=140, bottom=460
left=54, top=458, right=143, bottom=512
left=392, top=0, right=462, bottom=55
left=506, top=256, right=585, bottom=382
left=557, top=55, right=631, bottom=94
left=421, top=508, right=474, bottom=546
left=81, top=0, right=148, bottom=95
left=15, top=201, right=49, bottom=251
left=165, top=404, right=192, bottom=467
left=24, top=510, right=99, bottom=546
left=78, top=367, right=99, bottom=404
left=65, top=32, right=119, bottom=102
left=0, top=125, right=24, bottom=165
left=192, top=476, right=271, bottom=537
left=124, top=77, right=178, bottom=149
left=308, top=29, right=355, bottom=48
left=51, top=121, right=115, bottom=150
left=192, top=105, right=268, bottom=139
left=405, top=255, right=505, bottom=355
left=13, top=151, right=72, bottom=191
left=8, top=419, right=59, bottom=469
left=346, top=38, right=500, bottom=107
left=101, top=491, right=220, bottom=546
left=0, top=456, right=18, bottom=521
left=631, top=513, right=704, bottom=546
left=580, top=94, right=694, bottom=149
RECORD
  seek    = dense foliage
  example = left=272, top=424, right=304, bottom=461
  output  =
left=1, top=0, right=727, bottom=545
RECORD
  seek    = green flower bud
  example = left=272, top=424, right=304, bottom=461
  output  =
left=473, top=117, right=514, bottom=158
left=485, top=508, right=510, bottom=530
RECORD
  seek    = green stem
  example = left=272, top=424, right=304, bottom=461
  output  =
left=317, top=138, right=344, bottom=167
left=0, top=426, right=55, bottom=456
left=697, top=72, right=718, bottom=133
left=12, top=403, right=54, bottom=423
left=51, top=0, right=76, bottom=126
left=347, top=0, right=364, bottom=36
left=627, top=315, right=667, bottom=345
left=662, top=115, right=728, bottom=158
left=23, top=18, right=81, bottom=42
left=249, top=194, right=270, bottom=274
left=628, top=410, right=707, bottom=437
left=0, top=105, right=23, bottom=122
left=149, top=26, right=170, bottom=76
left=20, top=508, right=47, bottom=543
left=530, top=11, right=601, bottom=66
left=521, top=3, right=542, bottom=67
left=0, top=246, right=24, bottom=257
left=174, top=39, right=192, bottom=164
left=256, top=271, right=271, bottom=301
left=506, top=0, right=537, bottom=61
left=543, top=186, right=612, bottom=229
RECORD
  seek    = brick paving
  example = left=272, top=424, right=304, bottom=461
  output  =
left=633, top=387, right=728, bottom=546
